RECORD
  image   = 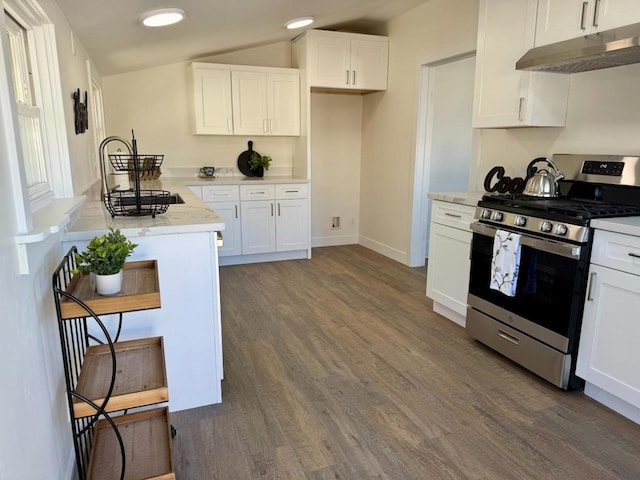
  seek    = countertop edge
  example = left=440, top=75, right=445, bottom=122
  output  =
left=591, top=217, right=640, bottom=237
left=428, top=191, right=484, bottom=208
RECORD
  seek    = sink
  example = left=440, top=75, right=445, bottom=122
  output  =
left=115, top=192, right=185, bottom=206
left=168, top=193, right=185, bottom=204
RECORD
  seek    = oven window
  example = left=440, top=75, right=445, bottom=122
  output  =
left=468, top=232, right=582, bottom=338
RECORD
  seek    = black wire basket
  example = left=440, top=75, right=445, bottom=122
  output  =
left=108, top=154, right=164, bottom=172
left=103, top=190, right=171, bottom=218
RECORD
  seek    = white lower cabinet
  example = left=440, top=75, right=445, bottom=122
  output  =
left=240, top=184, right=309, bottom=255
left=577, top=230, right=640, bottom=412
left=210, top=201, right=242, bottom=256
left=426, top=201, right=475, bottom=327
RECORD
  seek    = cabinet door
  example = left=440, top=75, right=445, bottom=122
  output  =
left=350, top=38, right=388, bottom=90
left=577, top=265, right=640, bottom=408
left=267, top=73, right=300, bottom=136
left=472, top=0, right=569, bottom=128
left=241, top=200, right=276, bottom=255
left=276, top=199, right=309, bottom=252
left=309, top=35, right=351, bottom=89
left=596, top=0, right=640, bottom=32
left=192, top=68, right=233, bottom=135
left=535, top=0, right=593, bottom=46
left=426, top=222, right=472, bottom=321
left=207, top=201, right=242, bottom=257
left=232, top=71, right=269, bottom=136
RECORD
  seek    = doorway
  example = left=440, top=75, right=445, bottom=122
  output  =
left=409, top=53, right=476, bottom=267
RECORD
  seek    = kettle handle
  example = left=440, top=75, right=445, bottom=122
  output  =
left=526, top=157, right=564, bottom=180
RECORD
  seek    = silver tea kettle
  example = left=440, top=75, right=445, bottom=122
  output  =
left=523, top=157, right=564, bottom=197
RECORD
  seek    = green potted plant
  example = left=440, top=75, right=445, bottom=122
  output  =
left=73, top=227, right=138, bottom=296
left=249, top=152, right=272, bottom=178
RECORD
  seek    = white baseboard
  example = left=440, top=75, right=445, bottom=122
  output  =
left=584, top=383, right=640, bottom=425
left=358, top=235, right=408, bottom=265
left=219, top=250, right=308, bottom=266
left=312, top=234, right=358, bottom=247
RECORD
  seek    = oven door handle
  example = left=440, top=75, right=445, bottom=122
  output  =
left=470, top=222, right=582, bottom=259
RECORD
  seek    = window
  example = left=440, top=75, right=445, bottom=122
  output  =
left=5, top=12, right=51, bottom=202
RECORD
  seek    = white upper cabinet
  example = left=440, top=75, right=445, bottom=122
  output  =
left=472, top=0, right=570, bottom=128
left=192, top=68, right=233, bottom=135
left=535, top=0, right=640, bottom=46
left=307, top=30, right=388, bottom=91
left=192, top=63, right=300, bottom=136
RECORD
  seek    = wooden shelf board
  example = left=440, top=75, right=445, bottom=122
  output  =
left=74, top=337, right=168, bottom=418
left=60, top=260, right=161, bottom=319
left=88, top=407, right=174, bottom=480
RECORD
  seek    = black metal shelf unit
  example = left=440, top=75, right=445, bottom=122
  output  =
left=52, top=248, right=175, bottom=480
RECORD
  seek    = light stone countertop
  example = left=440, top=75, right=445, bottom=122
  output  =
left=175, top=175, right=309, bottom=186
left=428, top=191, right=485, bottom=208
left=64, top=178, right=226, bottom=242
left=64, top=175, right=310, bottom=242
left=591, top=217, right=640, bottom=237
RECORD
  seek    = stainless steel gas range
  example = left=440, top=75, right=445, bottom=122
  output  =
left=467, top=154, right=640, bottom=389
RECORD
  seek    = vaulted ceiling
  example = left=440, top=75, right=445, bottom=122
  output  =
left=54, top=0, right=430, bottom=76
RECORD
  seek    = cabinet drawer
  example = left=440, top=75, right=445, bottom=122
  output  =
left=240, top=184, right=275, bottom=201
left=430, top=201, right=475, bottom=231
left=591, top=230, right=640, bottom=276
left=275, top=183, right=308, bottom=199
left=202, top=185, right=239, bottom=202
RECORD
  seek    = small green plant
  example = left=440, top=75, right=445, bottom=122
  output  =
left=73, top=228, right=138, bottom=275
left=249, top=152, right=272, bottom=171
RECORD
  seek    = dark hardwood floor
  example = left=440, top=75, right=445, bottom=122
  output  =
left=172, top=245, right=640, bottom=479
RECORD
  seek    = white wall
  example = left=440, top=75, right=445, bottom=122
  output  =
left=102, top=42, right=300, bottom=177
left=0, top=0, right=107, bottom=477
left=359, top=0, right=479, bottom=263
left=310, top=92, right=362, bottom=246
left=474, top=63, right=640, bottom=186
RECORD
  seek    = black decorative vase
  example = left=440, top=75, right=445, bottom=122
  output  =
left=254, top=166, right=264, bottom=178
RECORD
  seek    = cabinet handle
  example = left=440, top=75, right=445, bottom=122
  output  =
left=284, top=189, right=299, bottom=194
left=587, top=272, right=597, bottom=301
left=263, top=119, right=268, bottom=133
left=352, top=70, right=356, bottom=86
left=227, top=118, right=232, bottom=133
left=271, top=203, right=274, bottom=216
left=592, top=0, right=601, bottom=27
left=278, top=203, right=281, bottom=216
left=629, top=252, right=640, bottom=259
left=444, top=213, right=462, bottom=219
left=346, top=70, right=350, bottom=85
left=580, top=1, right=588, bottom=30
left=235, top=204, right=238, bottom=218
left=498, top=330, right=520, bottom=346
left=518, top=97, right=525, bottom=122
left=270, top=118, right=274, bottom=133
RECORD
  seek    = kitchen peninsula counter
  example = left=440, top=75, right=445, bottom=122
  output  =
left=62, top=178, right=227, bottom=412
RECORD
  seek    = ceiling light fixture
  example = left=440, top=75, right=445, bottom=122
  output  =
left=140, top=8, right=185, bottom=27
left=285, top=16, right=314, bottom=30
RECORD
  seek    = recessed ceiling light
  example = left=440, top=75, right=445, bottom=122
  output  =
left=285, top=16, right=314, bottom=30
left=140, top=8, right=185, bottom=27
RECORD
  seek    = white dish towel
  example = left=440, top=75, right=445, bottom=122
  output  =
left=490, top=229, right=522, bottom=297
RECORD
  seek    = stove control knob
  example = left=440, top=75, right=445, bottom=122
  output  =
left=555, top=224, right=568, bottom=236
left=540, top=221, right=553, bottom=233
left=491, top=211, right=504, bottom=222
left=481, top=209, right=492, bottom=219
left=514, top=216, right=527, bottom=227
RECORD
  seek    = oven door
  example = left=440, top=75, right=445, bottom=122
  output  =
left=468, top=222, right=587, bottom=353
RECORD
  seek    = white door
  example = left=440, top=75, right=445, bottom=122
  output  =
left=410, top=55, right=475, bottom=266
left=208, top=202, right=241, bottom=256
left=241, top=200, right=276, bottom=254
left=309, top=35, right=351, bottom=88
left=193, top=69, right=233, bottom=134
left=350, top=39, right=388, bottom=90
left=267, top=73, right=300, bottom=136
left=232, top=71, right=268, bottom=135
left=276, top=199, right=309, bottom=251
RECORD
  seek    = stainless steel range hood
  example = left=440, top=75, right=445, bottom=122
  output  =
left=516, top=22, right=640, bottom=74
